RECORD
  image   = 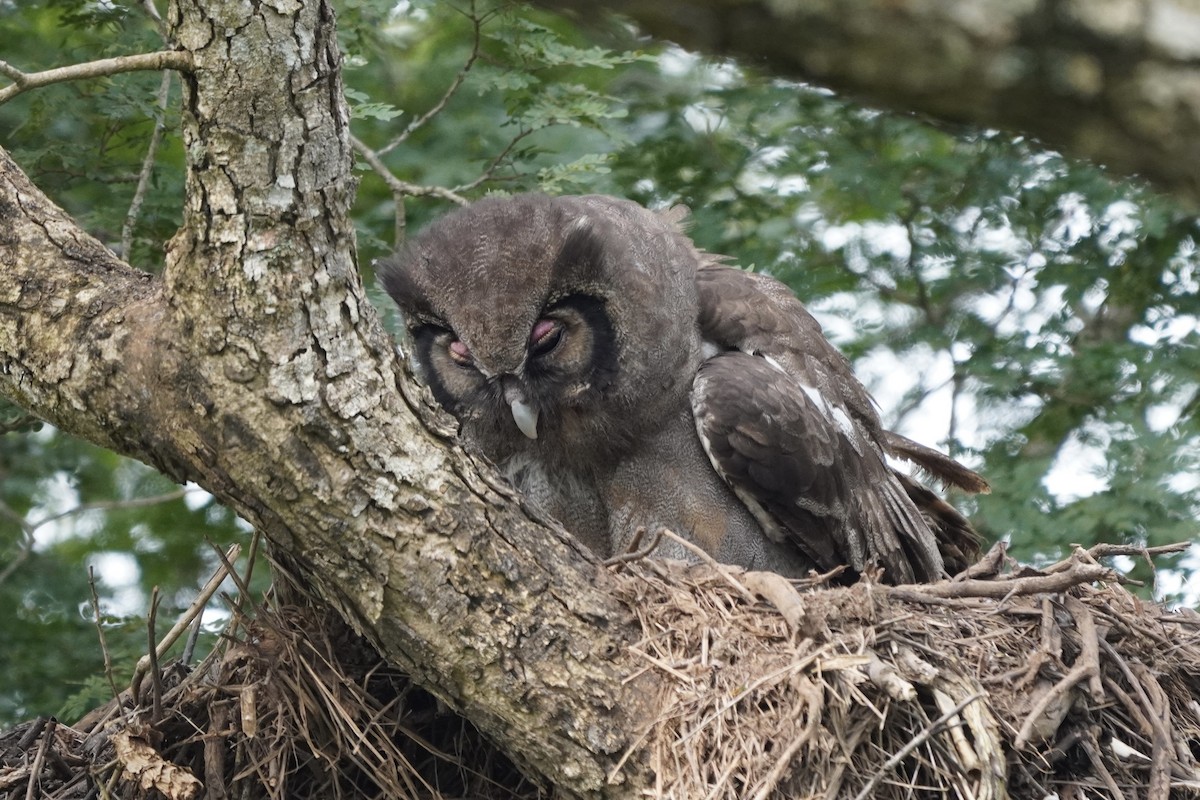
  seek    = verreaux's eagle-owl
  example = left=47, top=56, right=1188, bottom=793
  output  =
left=380, top=193, right=987, bottom=583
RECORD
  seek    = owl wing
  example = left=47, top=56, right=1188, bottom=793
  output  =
left=692, top=264, right=983, bottom=583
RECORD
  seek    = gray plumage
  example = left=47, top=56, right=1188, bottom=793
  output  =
left=380, top=193, right=987, bottom=583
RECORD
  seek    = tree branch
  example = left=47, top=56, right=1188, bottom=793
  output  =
left=378, top=0, right=489, bottom=156
left=0, top=51, right=192, bottom=105
left=351, top=134, right=469, bottom=244
left=548, top=0, right=1200, bottom=205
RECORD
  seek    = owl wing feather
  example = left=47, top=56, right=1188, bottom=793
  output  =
left=692, top=263, right=983, bottom=583
left=692, top=352, right=938, bottom=583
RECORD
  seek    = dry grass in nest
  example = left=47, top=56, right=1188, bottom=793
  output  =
left=3, top=541, right=1199, bottom=799
left=606, top=540, right=1200, bottom=798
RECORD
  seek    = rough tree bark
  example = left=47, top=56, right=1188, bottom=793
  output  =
left=549, top=0, right=1200, bottom=206
left=0, top=0, right=653, bottom=795
left=2, top=0, right=1197, bottom=797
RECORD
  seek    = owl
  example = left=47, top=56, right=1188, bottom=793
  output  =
left=380, top=194, right=987, bottom=584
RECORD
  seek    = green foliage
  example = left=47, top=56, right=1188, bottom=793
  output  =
left=0, top=0, right=183, bottom=269
left=1, top=0, right=1197, bottom=727
left=344, top=0, right=645, bottom=258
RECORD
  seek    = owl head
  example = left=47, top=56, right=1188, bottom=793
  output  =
left=379, top=194, right=705, bottom=467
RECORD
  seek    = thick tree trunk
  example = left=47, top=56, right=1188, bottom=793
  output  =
left=552, top=0, right=1200, bottom=205
left=0, top=0, right=653, bottom=795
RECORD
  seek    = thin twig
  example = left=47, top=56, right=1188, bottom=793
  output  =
left=120, top=68, right=172, bottom=258
left=351, top=135, right=469, bottom=205
left=351, top=133, right=468, bottom=247
left=1064, top=595, right=1104, bottom=701
left=449, top=127, right=537, bottom=193
left=1099, top=636, right=1175, bottom=792
left=0, top=499, right=36, bottom=587
left=0, top=51, right=192, bottom=104
left=1013, top=662, right=1094, bottom=750
left=88, top=567, right=122, bottom=706
left=146, top=587, right=163, bottom=724
left=1131, top=661, right=1173, bottom=800
left=379, top=0, right=486, bottom=155
left=34, top=487, right=192, bottom=529
left=208, top=538, right=254, bottom=605
left=891, top=559, right=1116, bottom=601
left=1079, top=727, right=1125, bottom=800
left=954, top=540, right=1008, bottom=581
left=603, top=528, right=666, bottom=567
left=1014, top=596, right=1058, bottom=690
left=1084, top=542, right=1190, bottom=559
left=654, top=527, right=757, bottom=604
left=0, top=489, right=193, bottom=588
left=24, top=719, right=53, bottom=800
left=851, top=692, right=985, bottom=800
left=747, top=681, right=821, bottom=800
left=130, top=543, right=241, bottom=698
left=181, top=613, right=204, bottom=667
left=219, top=530, right=263, bottom=642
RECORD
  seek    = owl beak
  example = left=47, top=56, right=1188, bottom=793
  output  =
left=510, top=398, right=539, bottom=440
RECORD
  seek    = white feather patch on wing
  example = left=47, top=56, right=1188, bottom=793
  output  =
left=798, top=382, right=860, bottom=448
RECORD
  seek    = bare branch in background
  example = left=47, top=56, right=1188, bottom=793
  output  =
left=450, top=126, right=536, bottom=194
left=0, top=52, right=192, bottom=105
left=121, top=70, right=173, bottom=259
left=351, top=134, right=469, bottom=246
left=140, top=0, right=168, bottom=40
left=0, top=488, right=197, bottom=588
left=378, top=0, right=489, bottom=156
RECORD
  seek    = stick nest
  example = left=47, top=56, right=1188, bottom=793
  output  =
left=2, top=543, right=1199, bottom=799
left=608, top=542, right=1200, bottom=798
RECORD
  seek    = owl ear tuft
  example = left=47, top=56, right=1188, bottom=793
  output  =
left=552, top=215, right=606, bottom=282
left=377, top=251, right=440, bottom=327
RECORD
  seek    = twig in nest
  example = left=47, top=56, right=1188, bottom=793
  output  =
left=24, top=719, right=53, bottom=800
left=88, top=567, right=122, bottom=707
left=864, top=651, right=916, bottom=701
left=146, top=587, right=163, bottom=724
left=891, top=558, right=1116, bottom=601
left=1079, top=726, right=1125, bottom=799
left=131, top=543, right=241, bottom=699
left=1013, top=597, right=1058, bottom=691
left=850, top=692, right=985, bottom=800
left=746, top=677, right=822, bottom=800
left=954, top=540, right=1008, bottom=581
left=1099, top=639, right=1172, bottom=740
left=1064, top=595, right=1104, bottom=701
left=1083, top=542, right=1190, bottom=560
left=1014, top=664, right=1092, bottom=750
left=16, top=717, right=49, bottom=750
left=654, top=527, right=757, bottom=604
left=1130, top=662, right=1173, bottom=800
left=1013, top=595, right=1107, bottom=749
left=604, top=527, right=665, bottom=567
left=742, top=571, right=807, bottom=631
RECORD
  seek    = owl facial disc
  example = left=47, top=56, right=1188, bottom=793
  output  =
left=510, top=398, right=539, bottom=439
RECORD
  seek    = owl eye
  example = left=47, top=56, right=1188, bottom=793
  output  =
left=528, top=318, right=564, bottom=358
left=448, top=339, right=473, bottom=367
